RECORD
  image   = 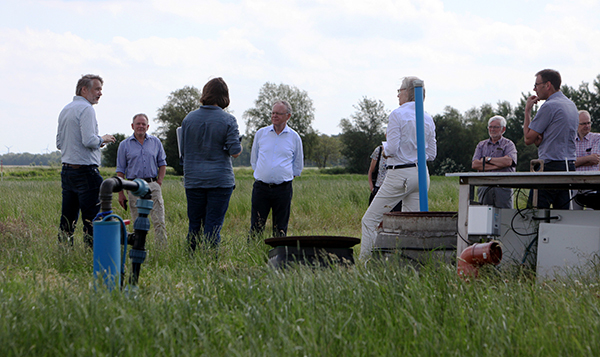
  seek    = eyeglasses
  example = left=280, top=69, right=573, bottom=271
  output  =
left=534, top=81, right=548, bottom=89
left=271, top=111, right=288, bottom=116
left=397, top=88, right=407, bottom=94
left=579, top=122, right=592, bottom=126
left=488, top=125, right=502, bottom=129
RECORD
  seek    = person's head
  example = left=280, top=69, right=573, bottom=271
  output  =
left=271, top=100, right=292, bottom=129
left=200, top=77, right=230, bottom=109
left=397, top=76, right=426, bottom=105
left=534, top=69, right=561, bottom=100
left=76, top=74, right=103, bottom=105
left=578, top=110, right=592, bottom=138
left=132, top=113, right=149, bottom=138
left=487, top=115, right=506, bottom=142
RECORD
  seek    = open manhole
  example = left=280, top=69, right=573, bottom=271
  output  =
left=264, top=236, right=360, bottom=268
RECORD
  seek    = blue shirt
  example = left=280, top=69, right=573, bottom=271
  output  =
left=181, top=105, right=242, bottom=189
left=56, top=96, right=103, bottom=165
left=529, top=91, right=578, bottom=162
left=251, top=124, right=303, bottom=184
left=116, top=134, right=167, bottom=179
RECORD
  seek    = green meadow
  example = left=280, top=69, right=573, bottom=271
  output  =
left=0, top=167, right=599, bottom=356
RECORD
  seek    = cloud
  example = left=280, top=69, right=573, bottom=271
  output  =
left=1, top=0, right=600, bottom=153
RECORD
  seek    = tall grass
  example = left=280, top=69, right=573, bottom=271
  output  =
left=0, top=169, right=599, bottom=356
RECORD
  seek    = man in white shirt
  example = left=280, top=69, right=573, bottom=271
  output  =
left=250, top=100, right=304, bottom=238
left=360, top=76, right=437, bottom=260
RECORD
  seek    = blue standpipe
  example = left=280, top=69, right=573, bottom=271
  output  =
left=413, top=79, right=428, bottom=212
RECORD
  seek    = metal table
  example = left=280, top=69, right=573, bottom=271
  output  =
left=446, top=171, right=600, bottom=254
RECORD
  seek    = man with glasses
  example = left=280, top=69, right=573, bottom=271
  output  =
left=572, top=110, right=600, bottom=209
left=249, top=100, right=304, bottom=238
left=471, top=115, right=517, bottom=208
left=523, top=69, right=578, bottom=209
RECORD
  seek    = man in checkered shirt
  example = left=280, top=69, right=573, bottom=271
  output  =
left=573, top=110, right=600, bottom=209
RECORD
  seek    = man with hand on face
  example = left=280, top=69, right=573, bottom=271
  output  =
left=116, top=113, right=168, bottom=249
left=249, top=100, right=304, bottom=238
left=523, top=69, right=578, bottom=209
left=471, top=115, right=517, bottom=208
left=56, top=74, right=116, bottom=247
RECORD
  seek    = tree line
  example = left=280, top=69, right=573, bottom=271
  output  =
left=5, top=75, right=599, bottom=175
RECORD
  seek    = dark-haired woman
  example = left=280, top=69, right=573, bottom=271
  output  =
left=180, top=77, right=242, bottom=252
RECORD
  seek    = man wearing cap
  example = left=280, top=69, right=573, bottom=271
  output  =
left=116, top=113, right=168, bottom=248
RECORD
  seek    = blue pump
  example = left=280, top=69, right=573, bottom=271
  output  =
left=93, top=177, right=153, bottom=291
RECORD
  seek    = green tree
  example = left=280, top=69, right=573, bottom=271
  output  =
left=431, top=106, right=471, bottom=175
left=101, top=133, right=127, bottom=167
left=243, top=82, right=316, bottom=150
left=155, top=86, right=202, bottom=175
left=309, top=134, right=342, bottom=168
left=339, top=97, right=388, bottom=174
left=562, top=75, right=600, bottom=130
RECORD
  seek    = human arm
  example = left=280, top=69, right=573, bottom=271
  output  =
left=232, top=144, right=242, bottom=159
left=292, top=134, right=304, bottom=177
left=575, top=154, right=600, bottom=168
left=157, top=165, right=167, bottom=185
left=250, top=132, right=260, bottom=170
left=116, top=172, right=128, bottom=209
left=523, top=95, right=543, bottom=146
left=426, top=117, right=437, bottom=161
left=367, top=158, right=377, bottom=191
left=472, top=156, right=513, bottom=171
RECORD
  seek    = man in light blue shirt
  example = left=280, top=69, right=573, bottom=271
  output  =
left=116, top=113, right=168, bottom=249
left=250, top=100, right=304, bottom=238
left=523, top=69, right=578, bottom=209
left=56, top=74, right=115, bottom=247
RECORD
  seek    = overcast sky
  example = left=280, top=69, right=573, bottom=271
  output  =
left=1, top=0, right=600, bottom=154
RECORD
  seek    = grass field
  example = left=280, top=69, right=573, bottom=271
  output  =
left=0, top=167, right=599, bottom=356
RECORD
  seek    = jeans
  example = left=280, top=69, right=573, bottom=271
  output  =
left=185, top=186, right=234, bottom=250
left=250, top=180, right=293, bottom=238
left=59, top=165, right=103, bottom=246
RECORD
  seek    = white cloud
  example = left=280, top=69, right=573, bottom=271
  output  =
left=1, top=0, right=600, bottom=153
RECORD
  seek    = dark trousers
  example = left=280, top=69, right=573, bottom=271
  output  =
left=59, top=165, right=103, bottom=245
left=250, top=180, right=293, bottom=238
left=528, top=160, right=576, bottom=209
left=185, top=187, right=234, bottom=250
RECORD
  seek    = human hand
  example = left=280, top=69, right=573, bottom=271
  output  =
left=589, top=154, right=600, bottom=165
left=525, top=95, right=539, bottom=112
left=102, top=134, right=116, bottom=144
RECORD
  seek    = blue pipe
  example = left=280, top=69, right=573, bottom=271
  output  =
left=413, top=80, right=428, bottom=212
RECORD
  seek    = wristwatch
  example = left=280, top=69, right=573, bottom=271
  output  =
left=486, top=157, right=492, bottom=163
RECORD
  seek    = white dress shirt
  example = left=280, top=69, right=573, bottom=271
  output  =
left=384, top=101, right=437, bottom=166
left=251, top=125, right=304, bottom=184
